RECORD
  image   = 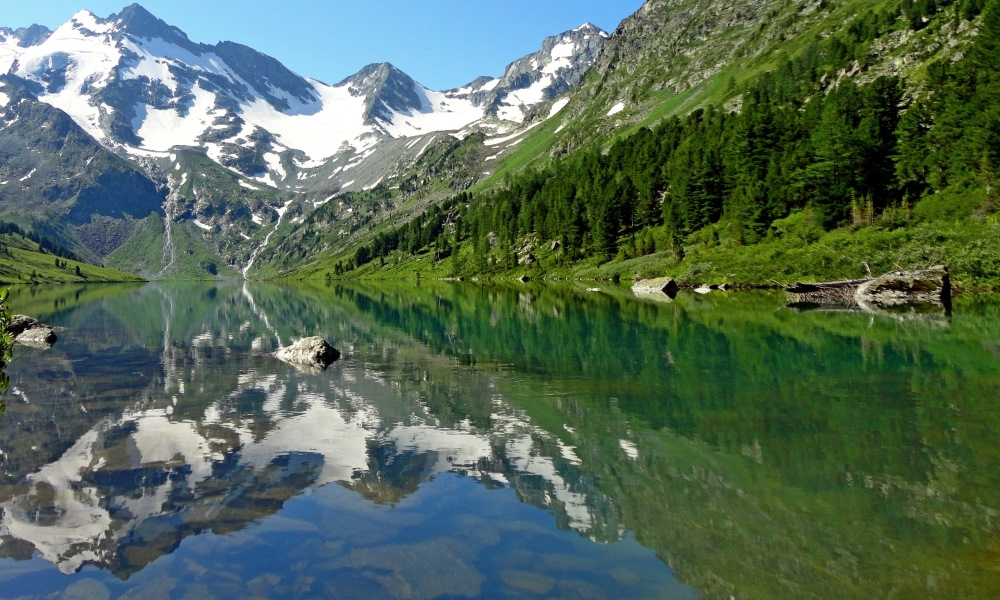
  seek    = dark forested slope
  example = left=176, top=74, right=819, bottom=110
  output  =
left=279, top=0, right=999, bottom=286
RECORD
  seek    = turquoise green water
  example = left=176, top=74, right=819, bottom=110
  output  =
left=0, top=281, right=997, bottom=599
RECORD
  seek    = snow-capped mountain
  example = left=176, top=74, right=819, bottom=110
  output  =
left=2, top=4, right=605, bottom=188
left=0, top=4, right=606, bottom=274
left=445, top=23, right=608, bottom=122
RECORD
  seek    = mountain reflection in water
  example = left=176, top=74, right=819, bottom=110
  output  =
left=0, top=280, right=998, bottom=599
left=0, top=282, right=664, bottom=599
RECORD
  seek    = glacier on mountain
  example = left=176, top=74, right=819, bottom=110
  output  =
left=1, top=5, right=606, bottom=189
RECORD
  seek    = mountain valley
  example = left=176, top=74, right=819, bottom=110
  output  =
left=1, top=4, right=608, bottom=278
left=1, top=0, right=999, bottom=287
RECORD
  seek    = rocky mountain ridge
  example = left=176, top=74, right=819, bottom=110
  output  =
left=0, top=3, right=607, bottom=275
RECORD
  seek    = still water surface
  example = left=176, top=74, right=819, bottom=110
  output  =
left=0, top=281, right=997, bottom=599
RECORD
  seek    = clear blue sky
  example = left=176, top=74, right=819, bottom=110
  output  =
left=2, top=1, right=643, bottom=90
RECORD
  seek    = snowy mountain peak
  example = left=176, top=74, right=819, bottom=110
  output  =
left=212, top=41, right=318, bottom=109
left=573, top=22, right=609, bottom=37
left=0, top=24, right=53, bottom=48
left=445, top=23, right=608, bottom=123
left=1, top=4, right=604, bottom=194
left=339, top=62, right=423, bottom=125
left=65, top=9, right=111, bottom=34
left=112, top=3, right=197, bottom=50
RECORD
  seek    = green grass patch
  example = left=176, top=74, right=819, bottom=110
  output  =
left=0, top=234, right=143, bottom=285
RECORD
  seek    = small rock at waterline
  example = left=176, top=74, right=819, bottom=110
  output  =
left=15, top=326, right=58, bottom=348
left=631, top=277, right=680, bottom=299
left=273, top=337, right=341, bottom=373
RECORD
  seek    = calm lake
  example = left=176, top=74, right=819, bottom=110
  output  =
left=0, top=281, right=997, bottom=599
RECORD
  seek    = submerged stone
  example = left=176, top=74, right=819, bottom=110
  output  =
left=330, top=539, right=484, bottom=599
left=501, top=569, right=556, bottom=594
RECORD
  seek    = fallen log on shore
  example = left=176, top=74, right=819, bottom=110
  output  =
left=785, top=278, right=873, bottom=307
left=785, top=266, right=951, bottom=312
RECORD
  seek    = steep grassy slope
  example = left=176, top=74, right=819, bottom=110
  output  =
left=0, top=232, right=143, bottom=284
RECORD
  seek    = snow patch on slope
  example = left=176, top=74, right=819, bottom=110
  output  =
left=378, top=85, right=482, bottom=137
left=549, top=97, right=570, bottom=117
left=239, top=80, right=373, bottom=161
left=133, top=82, right=221, bottom=151
left=0, top=37, right=21, bottom=73
left=485, top=121, right=542, bottom=147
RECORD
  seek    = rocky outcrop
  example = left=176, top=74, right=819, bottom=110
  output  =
left=7, top=315, right=59, bottom=348
left=273, top=337, right=341, bottom=373
left=7, top=315, right=41, bottom=337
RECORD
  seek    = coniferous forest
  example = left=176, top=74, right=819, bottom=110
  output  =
left=323, top=0, right=1000, bottom=286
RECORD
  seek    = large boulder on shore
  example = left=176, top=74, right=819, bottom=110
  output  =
left=787, top=266, right=951, bottom=315
left=632, top=277, right=680, bottom=300
left=274, top=337, right=341, bottom=373
left=855, top=266, right=950, bottom=310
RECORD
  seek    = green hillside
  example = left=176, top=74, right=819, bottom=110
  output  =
left=0, top=228, right=142, bottom=284
left=269, top=0, right=1000, bottom=289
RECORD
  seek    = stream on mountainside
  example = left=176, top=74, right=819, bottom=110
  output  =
left=0, top=281, right=997, bottom=599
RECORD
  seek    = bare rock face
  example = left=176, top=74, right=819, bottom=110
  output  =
left=273, top=337, right=341, bottom=373
left=854, top=266, right=951, bottom=310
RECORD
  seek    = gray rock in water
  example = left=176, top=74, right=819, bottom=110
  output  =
left=631, top=277, right=680, bottom=300
left=15, top=326, right=57, bottom=348
left=274, top=337, right=341, bottom=373
left=787, top=266, right=951, bottom=315
left=8, top=315, right=41, bottom=337
left=8, top=315, right=60, bottom=348
left=855, top=266, right=950, bottom=310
